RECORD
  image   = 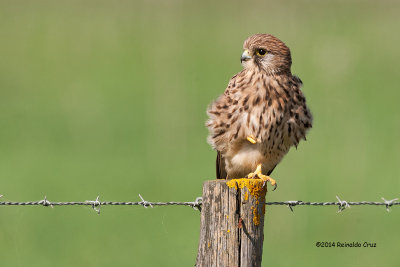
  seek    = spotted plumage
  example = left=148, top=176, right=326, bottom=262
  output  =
left=206, top=34, right=313, bottom=180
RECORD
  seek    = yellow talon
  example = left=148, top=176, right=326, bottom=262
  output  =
left=247, top=136, right=257, bottom=144
left=254, top=163, right=262, bottom=175
left=246, top=163, right=278, bottom=191
left=259, top=174, right=277, bottom=188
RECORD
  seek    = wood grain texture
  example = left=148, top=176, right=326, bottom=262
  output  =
left=196, top=179, right=267, bottom=267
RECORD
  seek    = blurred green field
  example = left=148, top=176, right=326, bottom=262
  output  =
left=1, top=0, right=400, bottom=266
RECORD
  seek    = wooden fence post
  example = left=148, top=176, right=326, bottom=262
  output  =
left=196, top=179, right=267, bottom=267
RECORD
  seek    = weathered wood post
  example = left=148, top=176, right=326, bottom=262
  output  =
left=196, top=179, right=267, bottom=267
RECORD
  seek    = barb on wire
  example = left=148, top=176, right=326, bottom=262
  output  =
left=139, top=194, right=153, bottom=208
left=382, top=197, right=398, bottom=212
left=85, top=196, right=101, bottom=214
left=39, top=196, right=53, bottom=208
left=336, top=195, right=350, bottom=213
left=0, top=194, right=399, bottom=214
left=192, top=197, right=202, bottom=212
left=285, top=201, right=303, bottom=212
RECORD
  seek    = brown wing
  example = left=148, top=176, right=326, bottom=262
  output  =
left=216, top=151, right=227, bottom=179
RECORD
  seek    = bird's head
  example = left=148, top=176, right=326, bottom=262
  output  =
left=241, top=34, right=292, bottom=75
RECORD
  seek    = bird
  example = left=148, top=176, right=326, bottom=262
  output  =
left=206, top=34, right=313, bottom=190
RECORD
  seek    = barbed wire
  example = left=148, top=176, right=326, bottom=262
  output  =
left=0, top=194, right=203, bottom=214
left=0, top=194, right=398, bottom=214
left=267, top=196, right=399, bottom=213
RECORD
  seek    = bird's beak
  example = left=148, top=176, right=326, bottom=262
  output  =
left=240, top=50, right=251, bottom=63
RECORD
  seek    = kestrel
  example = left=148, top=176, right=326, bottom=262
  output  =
left=206, top=34, right=313, bottom=189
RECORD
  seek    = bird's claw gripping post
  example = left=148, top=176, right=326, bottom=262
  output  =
left=245, top=136, right=277, bottom=190
left=246, top=163, right=277, bottom=191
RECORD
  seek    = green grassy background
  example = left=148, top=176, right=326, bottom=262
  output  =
left=0, top=0, right=399, bottom=266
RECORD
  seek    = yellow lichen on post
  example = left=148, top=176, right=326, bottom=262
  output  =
left=252, top=206, right=261, bottom=225
left=226, top=178, right=267, bottom=226
left=226, top=178, right=267, bottom=199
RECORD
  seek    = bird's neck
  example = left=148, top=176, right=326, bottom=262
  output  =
left=244, top=66, right=291, bottom=77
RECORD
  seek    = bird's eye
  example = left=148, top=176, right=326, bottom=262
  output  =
left=256, top=49, right=267, bottom=56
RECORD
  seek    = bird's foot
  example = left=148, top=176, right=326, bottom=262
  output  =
left=246, top=135, right=257, bottom=144
left=246, top=164, right=277, bottom=191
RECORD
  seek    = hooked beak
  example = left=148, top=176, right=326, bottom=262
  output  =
left=240, top=49, right=251, bottom=63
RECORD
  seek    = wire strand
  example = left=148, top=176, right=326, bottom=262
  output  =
left=0, top=195, right=399, bottom=214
